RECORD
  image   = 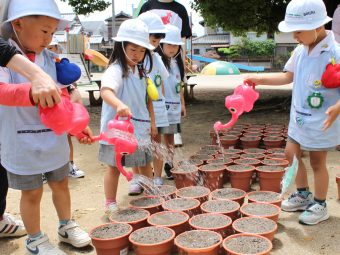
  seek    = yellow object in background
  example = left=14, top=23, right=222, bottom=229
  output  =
left=146, top=77, right=159, bottom=100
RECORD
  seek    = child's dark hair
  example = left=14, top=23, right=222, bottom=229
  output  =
left=155, top=43, right=184, bottom=82
left=108, top=41, right=153, bottom=79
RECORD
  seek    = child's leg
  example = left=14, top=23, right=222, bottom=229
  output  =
left=139, top=162, right=153, bottom=178
left=68, top=135, right=85, bottom=178
left=163, top=134, right=175, bottom=179
left=153, top=134, right=163, bottom=178
left=68, top=135, right=73, bottom=163
left=285, top=140, right=308, bottom=189
left=48, top=177, right=71, bottom=221
left=309, top=151, right=328, bottom=200
left=21, top=188, right=43, bottom=235
left=104, top=166, right=120, bottom=201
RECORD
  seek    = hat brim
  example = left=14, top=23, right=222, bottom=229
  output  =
left=113, top=36, right=155, bottom=50
left=278, top=17, right=332, bottom=32
left=160, top=39, right=184, bottom=46
left=149, top=28, right=168, bottom=34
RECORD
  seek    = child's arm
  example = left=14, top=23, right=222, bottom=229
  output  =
left=6, top=54, right=61, bottom=107
left=147, top=95, right=157, bottom=138
left=244, top=72, right=294, bottom=86
left=323, top=99, right=340, bottom=130
left=0, top=82, right=34, bottom=106
left=101, top=87, right=131, bottom=116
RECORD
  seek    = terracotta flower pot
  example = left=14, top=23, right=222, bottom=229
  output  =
left=240, top=202, right=281, bottom=222
left=222, top=148, right=243, bottom=155
left=109, top=208, right=150, bottom=232
left=261, top=159, right=289, bottom=168
left=178, top=159, right=204, bottom=168
left=227, top=165, right=255, bottom=192
left=129, top=196, right=165, bottom=215
left=215, top=153, right=240, bottom=160
left=232, top=217, right=277, bottom=242
left=220, top=135, right=239, bottom=149
left=89, top=223, right=132, bottom=255
left=336, top=174, right=340, bottom=200
left=263, top=136, right=284, bottom=149
left=147, top=211, right=189, bottom=236
left=265, top=153, right=286, bottom=160
left=256, top=165, right=286, bottom=192
left=175, top=230, right=223, bottom=255
left=223, top=233, right=272, bottom=255
left=201, top=199, right=240, bottom=220
left=241, top=153, right=265, bottom=160
left=162, top=198, right=201, bottom=217
left=247, top=191, right=283, bottom=207
left=190, top=154, right=214, bottom=164
left=199, top=164, right=226, bottom=191
left=189, top=213, right=233, bottom=238
left=240, top=136, right=261, bottom=149
left=171, top=165, right=199, bottom=189
left=266, top=148, right=285, bottom=154
left=210, top=188, right=247, bottom=205
left=234, top=158, right=262, bottom=167
left=243, top=148, right=267, bottom=155
left=144, top=185, right=177, bottom=199
left=206, top=158, right=233, bottom=184
left=129, top=226, right=175, bottom=255
left=176, top=186, right=211, bottom=204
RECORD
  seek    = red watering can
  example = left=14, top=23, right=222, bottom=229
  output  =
left=214, top=81, right=259, bottom=131
left=91, top=115, right=137, bottom=181
left=39, top=95, right=90, bottom=136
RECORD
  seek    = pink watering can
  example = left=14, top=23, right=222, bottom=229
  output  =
left=91, top=115, right=137, bottom=181
left=214, top=81, right=259, bottom=131
left=39, top=95, right=90, bottom=136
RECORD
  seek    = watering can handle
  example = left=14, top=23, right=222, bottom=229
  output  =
left=243, top=80, right=256, bottom=90
left=114, top=114, right=132, bottom=121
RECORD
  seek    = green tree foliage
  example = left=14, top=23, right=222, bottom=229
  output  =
left=61, top=0, right=111, bottom=15
left=191, top=0, right=288, bottom=36
left=218, top=38, right=275, bottom=58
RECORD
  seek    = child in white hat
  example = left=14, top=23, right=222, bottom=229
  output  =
left=138, top=11, right=170, bottom=187
left=246, top=0, right=340, bottom=225
left=0, top=0, right=91, bottom=254
left=99, top=18, right=156, bottom=213
left=155, top=24, right=186, bottom=180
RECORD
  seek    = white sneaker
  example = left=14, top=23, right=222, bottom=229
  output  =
left=68, top=163, right=85, bottom=178
left=174, top=133, right=183, bottom=147
left=105, top=202, right=119, bottom=216
left=281, top=191, right=313, bottom=212
left=58, top=221, right=91, bottom=248
left=0, top=213, right=26, bottom=237
left=153, top=177, right=164, bottom=186
left=299, top=202, right=329, bottom=225
left=26, top=234, right=66, bottom=255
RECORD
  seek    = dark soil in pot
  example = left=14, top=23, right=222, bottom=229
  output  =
left=190, top=213, right=232, bottom=229
left=233, top=217, right=276, bottom=234
left=163, top=198, right=200, bottom=211
left=171, top=165, right=198, bottom=173
left=224, top=234, right=272, bottom=254
left=201, top=145, right=220, bottom=151
left=175, top=230, right=221, bottom=249
left=262, top=159, right=288, bottom=167
left=241, top=153, right=265, bottom=160
left=243, top=132, right=263, bottom=137
left=144, top=185, right=176, bottom=197
left=227, top=164, right=255, bottom=172
left=199, top=164, right=226, bottom=171
left=178, top=159, right=204, bottom=167
left=234, top=158, right=261, bottom=166
left=266, top=153, right=286, bottom=160
left=263, top=136, right=284, bottom=141
left=241, top=203, right=279, bottom=216
left=216, top=153, right=240, bottom=160
left=266, top=148, right=285, bottom=154
left=176, top=186, right=210, bottom=198
left=223, top=149, right=243, bottom=154
left=243, top=148, right=266, bottom=154
left=201, top=200, right=240, bottom=213
left=257, top=165, right=284, bottom=172
left=110, top=208, right=149, bottom=222
left=129, top=226, right=173, bottom=244
left=190, top=154, right=213, bottom=161
left=248, top=191, right=281, bottom=203
left=130, top=197, right=163, bottom=207
left=91, top=223, right=131, bottom=239
left=197, top=150, right=217, bottom=156
left=148, top=211, right=188, bottom=226
left=207, top=158, right=233, bottom=165
left=211, top=188, right=246, bottom=200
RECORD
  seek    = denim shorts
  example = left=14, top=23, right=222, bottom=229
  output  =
left=287, top=136, right=336, bottom=151
left=7, top=163, right=69, bottom=190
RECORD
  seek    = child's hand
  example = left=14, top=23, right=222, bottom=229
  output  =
left=70, top=88, right=83, bottom=104
left=117, top=103, right=131, bottom=117
left=181, top=104, right=187, bottom=117
left=31, top=73, right=61, bottom=108
left=323, top=103, right=340, bottom=130
left=77, top=126, right=93, bottom=144
left=150, top=123, right=158, bottom=138
left=244, top=75, right=262, bottom=86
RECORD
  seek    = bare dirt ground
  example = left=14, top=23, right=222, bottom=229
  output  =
left=1, top=74, right=340, bottom=254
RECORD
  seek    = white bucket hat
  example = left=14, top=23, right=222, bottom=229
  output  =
left=278, top=0, right=332, bottom=33
left=113, top=19, right=154, bottom=50
left=160, top=24, right=184, bottom=45
left=138, top=11, right=167, bottom=34
left=1, top=0, right=68, bottom=34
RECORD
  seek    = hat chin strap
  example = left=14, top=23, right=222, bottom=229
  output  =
left=12, top=24, right=34, bottom=55
left=122, top=42, right=139, bottom=66
left=160, top=44, right=181, bottom=59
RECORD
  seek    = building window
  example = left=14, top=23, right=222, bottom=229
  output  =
left=194, top=49, right=200, bottom=54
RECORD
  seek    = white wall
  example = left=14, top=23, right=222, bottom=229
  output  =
left=274, top=32, right=296, bottom=44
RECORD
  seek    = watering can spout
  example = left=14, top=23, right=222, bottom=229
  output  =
left=116, top=153, right=134, bottom=181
